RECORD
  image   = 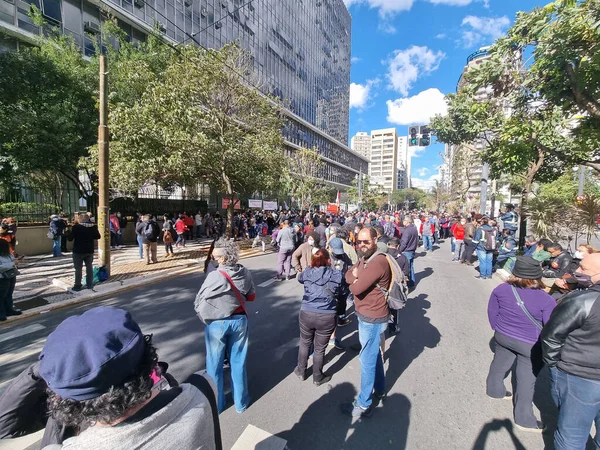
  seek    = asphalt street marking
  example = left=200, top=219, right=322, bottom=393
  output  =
left=0, top=338, right=45, bottom=365
left=258, top=278, right=277, bottom=288
left=231, top=424, right=287, bottom=450
left=0, top=324, right=46, bottom=344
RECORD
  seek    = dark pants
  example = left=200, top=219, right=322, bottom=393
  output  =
left=61, top=235, right=68, bottom=252
left=0, top=276, right=17, bottom=318
left=336, top=294, right=348, bottom=317
left=164, top=243, right=174, bottom=254
left=486, top=332, right=542, bottom=428
left=277, top=249, right=293, bottom=277
left=297, top=310, right=336, bottom=381
left=73, top=253, right=94, bottom=289
left=461, top=239, right=474, bottom=263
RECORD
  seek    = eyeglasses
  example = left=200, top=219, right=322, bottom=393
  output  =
left=356, top=239, right=373, bottom=245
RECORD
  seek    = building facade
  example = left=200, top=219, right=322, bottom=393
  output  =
left=350, top=131, right=371, bottom=160
left=369, top=128, right=398, bottom=193
left=396, top=135, right=410, bottom=190
left=0, top=0, right=367, bottom=188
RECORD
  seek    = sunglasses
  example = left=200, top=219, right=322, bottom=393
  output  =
left=356, top=239, right=373, bottom=245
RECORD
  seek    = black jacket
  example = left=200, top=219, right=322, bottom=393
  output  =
left=541, top=283, right=600, bottom=380
left=398, top=224, right=418, bottom=253
left=68, top=223, right=100, bottom=254
left=543, top=251, right=573, bottom=278
left=136, top=220, right=161, bottom=243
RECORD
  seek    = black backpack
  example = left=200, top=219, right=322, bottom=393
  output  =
left=482, top=229, right=496, bottom=251
left=144, top=222, right=155, bottom=240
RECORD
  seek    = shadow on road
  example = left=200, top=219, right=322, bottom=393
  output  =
left=472, top=419, right=527, bottom=450
left=414, top=267, right=434, bottom=284
left=269, top=382, right=411, bottom=450
left=385, top=293, right=441, bottom=393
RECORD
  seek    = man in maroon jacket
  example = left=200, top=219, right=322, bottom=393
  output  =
left=342, top=227, right=391, bottom=418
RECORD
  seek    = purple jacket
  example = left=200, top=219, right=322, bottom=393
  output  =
left=488, top=283, right=556, bottom=344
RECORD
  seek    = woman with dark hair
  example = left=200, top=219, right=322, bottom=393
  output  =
left=486, top=256, right=556, bottom=432
left=294, top=248, right=342, bottom=386
left=0, top=239, right=21, bottom=321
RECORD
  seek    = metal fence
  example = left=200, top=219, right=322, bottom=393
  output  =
left=0, top=184, right=213, bottom=223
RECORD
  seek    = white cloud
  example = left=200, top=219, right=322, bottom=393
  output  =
left=351, top=56, right=361, bottom=64
left=426, top=0, right=489, bottom=6
left=460, top=15, right=510, bottom=48
left=435, top=33, right=447, bottom=39
left=343, top=0, right=414, bottom=18
left=386, top=46, right=445, bottom=96
left=411, top=173, right=441, bottom=192
left=416, top=167, right=430, bottom=177
left=350, top=79, right=379, bottom=109
left=408, top=146, right=427, bottom=159
left=386, top=88, right=448, bottom=126
left=378, top=22, right=397, bottom=34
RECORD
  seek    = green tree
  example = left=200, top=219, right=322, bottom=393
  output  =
left=391, top=188, right=428, bottom=210
left=0, top=21, right=97, bottom=196
left=285, top=147, right=332, bottom=211
left=105, top=44, right=286, bottom=236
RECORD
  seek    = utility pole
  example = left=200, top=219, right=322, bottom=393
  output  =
left=97, top=55, right=110, bottom=275
left=358, top=168, right=363, bottom=209
left=480, top=163, right=489, bottom=215
left=578, top=166, right=585, bottom=197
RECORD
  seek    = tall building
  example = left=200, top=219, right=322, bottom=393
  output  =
left=369, top=128, right=398, bottom=193
left=0, top=0, right=367, bottom=188
left=396, top=136, right=409, bottom=190
left=350, top=131, right=371, bottom=160
left=450, top=47, right=493, bottom=199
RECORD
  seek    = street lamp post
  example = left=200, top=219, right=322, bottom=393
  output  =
left=97, top=55, right=110, bottom=275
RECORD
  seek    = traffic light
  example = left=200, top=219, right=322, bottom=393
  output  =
left=420, top=125, right=431, bottom=146
left=409, top=127, right=418, bottom=146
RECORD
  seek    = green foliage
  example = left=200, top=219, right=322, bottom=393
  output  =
left=286, top=147, right=332, bottom=210
left=0, top=202, right=59, bottom=222
left=391, top=188, right=429, bottom=209
left=0, top=25, right=97, bottom=192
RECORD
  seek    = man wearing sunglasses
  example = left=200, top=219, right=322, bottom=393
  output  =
left=542, top=253, right=600, bottom=449
left=342, top=227, right=392, bottom=418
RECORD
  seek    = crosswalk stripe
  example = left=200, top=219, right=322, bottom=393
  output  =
left=230, top=424, right=287, bottom=450
left=0, top=324, right=46, bottom=344
left=258, top=278, right=278, bottom=288
left=0, top=338, right=45, bottom=365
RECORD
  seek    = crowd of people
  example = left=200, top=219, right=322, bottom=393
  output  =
left=1, top=204, right=600, bottom=449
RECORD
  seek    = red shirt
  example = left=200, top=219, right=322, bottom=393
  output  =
left=453, top=224, right=465, bottom=240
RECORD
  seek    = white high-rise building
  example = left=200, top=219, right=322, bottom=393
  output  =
left=350, top=132, right=371, bottom=160
left=396, top=136, right=410, bottom=190
left=369, top=128, right=398, bottom=193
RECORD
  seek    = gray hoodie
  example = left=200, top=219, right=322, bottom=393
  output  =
left=43, top=383, right=216, bottom=450
left=276, top=226, right=296, bottom=252
left=194, top=264, right=255, bottom=322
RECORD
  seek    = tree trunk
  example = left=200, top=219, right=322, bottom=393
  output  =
left=222, top=170, right=234, bottom=238
left=518, top=147, right=546, bottom=248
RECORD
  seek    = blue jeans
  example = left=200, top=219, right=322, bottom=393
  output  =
left=357, top=319, right=387, bottom=408
left=402, top=251, right=415, bottom=287
left=551, top=367, right=600, bottom=449
left=52, top=238, right=62, bottom=257
left=476, top=249, right=493, bottom=277
left=136, top=235, right=143, bottom=259
left=205, top=315, right=250, bottom=413
left=451, top=237, right=456, bottom=253
left=423, top=234, right=433, bottom=251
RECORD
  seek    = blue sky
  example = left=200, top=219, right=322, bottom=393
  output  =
left=345, top=0, right=547, bottom=190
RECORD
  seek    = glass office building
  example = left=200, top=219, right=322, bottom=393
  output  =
left=0, top=0, right=367, bottom=188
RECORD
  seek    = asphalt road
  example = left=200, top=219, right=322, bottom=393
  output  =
left=0, top=241, right=577, bottom=449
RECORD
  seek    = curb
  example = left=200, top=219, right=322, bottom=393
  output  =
left=2, top=247, right=277, bottom=326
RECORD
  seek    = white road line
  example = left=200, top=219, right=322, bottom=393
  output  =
left=0, top=338, right=45, bottom=365
left=0, top=324, right=46, bottom=344
left=231, top=424, right=287, bottom=450
left=258, top=278, right=277, bottom=288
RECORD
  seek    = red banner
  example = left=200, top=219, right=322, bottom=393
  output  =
left=222, top=197, right=241, bottom=210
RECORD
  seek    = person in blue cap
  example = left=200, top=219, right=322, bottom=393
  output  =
left=0, top=306, right=222, bottom=449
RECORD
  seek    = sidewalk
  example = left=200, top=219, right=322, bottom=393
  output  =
left=10, top=238, right=275, bottom=321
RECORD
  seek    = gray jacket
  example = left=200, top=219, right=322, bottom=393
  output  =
left=194, top=264, right=255, bottom=323
left=276, top=227, right=296, bottom=252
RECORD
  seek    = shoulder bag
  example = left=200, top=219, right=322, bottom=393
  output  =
left=511, top=286, right=542, bottom=330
